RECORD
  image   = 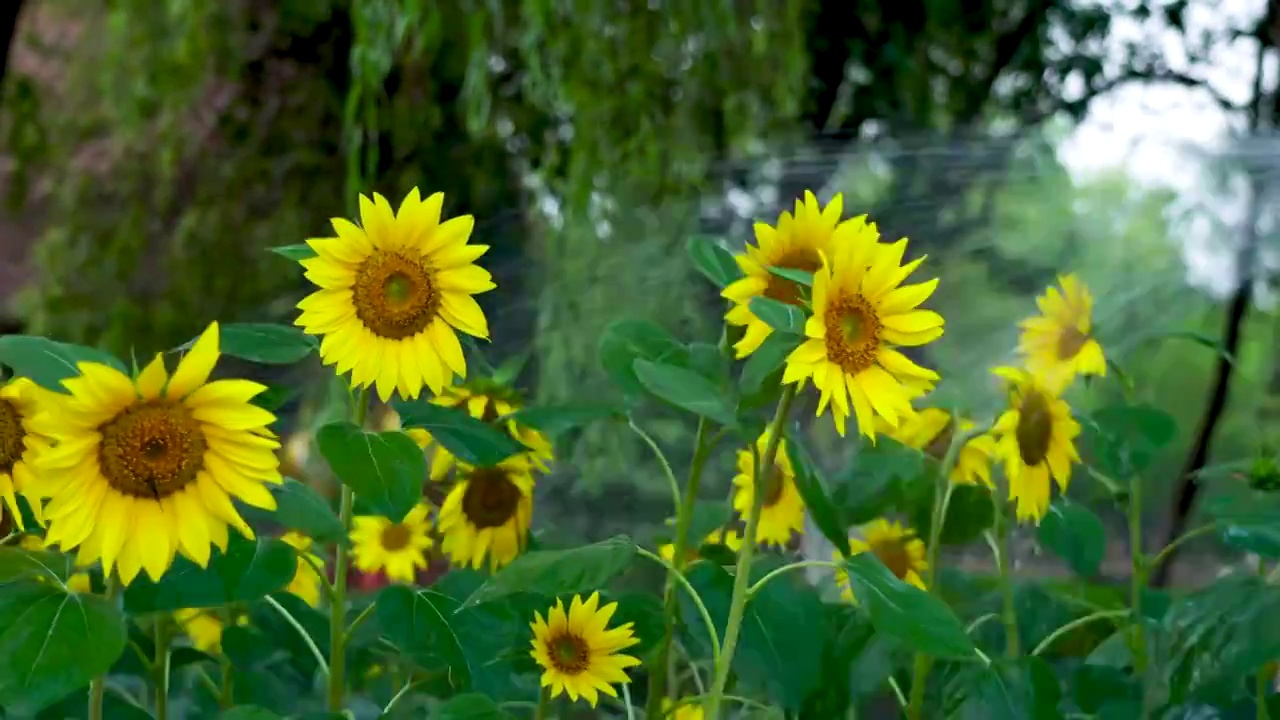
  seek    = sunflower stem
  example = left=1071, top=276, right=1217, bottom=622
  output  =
left=153, top=616, right=170, bottom=720
left=327, top=388, right=368, bottom=711
left=88, top=573, right=122, bottom=720
left=704, top=385, right=796, bottom=720
left=1128, top=474, right=1152, bottom=716
left=218, top=654, right=234, bottom=709
left=646, top=417, right=712, bottom=720
left=534, top=686, right=550, bottom=720
left=991, top=488, right=1020, bottom=657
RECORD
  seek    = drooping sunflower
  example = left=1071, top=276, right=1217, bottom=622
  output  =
left=878, top=408, right=998, bottom=486
left=723, top=191, right=851, bottom=359
left=349, top=503, right=434, bottom=584
left=401, top=381, right=552, bottom=481
left=29, top=323, right=283, bottom=586
left=529, top=591, right=641, bottom=707
left=280, top=531, right=326, bottom=607
left=731, top=430, right=806, bottom=548
left=781, top=225, right=945, bottom=440
left=658, top=528, right=743, bottom=565
left=1017, top=274, right=1106, bottom=389
left=437, top=456, right=534, bottom=571
left=295, top=189, right=496, bottom=402
left=0, top=378, right=50, bottom=530
left=663, top=698, right=706, bottom=720
left=19, top=534, right=91, bottom=593
left=990, top=366, right=1082, bottom=523
left=833, top=518, right=928, bottom=602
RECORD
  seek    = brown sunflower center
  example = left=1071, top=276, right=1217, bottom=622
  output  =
left=477, top=399, right=502, bottom=424
left=0, top=398, right=26, bottom=474
left=548, top=632, right=590, bottom=675
left=99, top=401, right=207, bottom=499
left=923, top=417, right=955, bottom=461
left=461, top=467, right=522, bottom=529
left=380, top=523, right=413, bottom=551
left=869, top=537, right=913, bottom=580
left=760, top=463, right=786, bottom=507
left=352, top=250, right=440, bottom=340
left=1056, top=326, right=1090, bottom=360
left=1015, top=390, right=1053, bottom=467
left=824, top=294, right=882, bottom=374
left=763, top=249, right=822, bottom=306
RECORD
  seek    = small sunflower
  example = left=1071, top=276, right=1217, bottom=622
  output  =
left=658, top=528, right=742, bottom=565
left=781, top=224, right=944, bottom=440
left=175, top=609, right=249, bottom=654
left=280, top=531, right=325, bottom=607
left=990, top=366, right=1082, bottom=523
left=731, top=430, right=806, bottom=548
left=438, top=457, right=534, bottom=571
left=0, top=378, right=50, bottom=529
left=401, top=381, right=552, bottom=481
left=663, top=698, right=706, bottom=720
left=19, top=534, right=91, bottom=593
left=529, top=592, right=641, bottom=707
left=833, top=518, right=928, bottom=602
left=879, top=408, right=998, bottom=486
left=1017, top=274, right=1106, bottom=389
left=29, top=323, right=282, bottom=585
left=723, top=191, right=853, bottom=359
left=349, top=503, right=434, bottom=584
left=295, top=189, right=496, bottom=402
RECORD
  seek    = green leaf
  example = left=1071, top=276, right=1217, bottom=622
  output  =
left=0, top=336, right=125, bottom=391
left=315, top=422, right=424, bottom=522
left=1037, top=501, right=1106, bottom=576
left=842, top=553, right=976, bottom=659
left=391, top=399, right=526, bottom=467
left=123, top=536, right=296, bottom=613
left=832, top=437, right=925, bottom=525
left=687, top=235, right=742, bottom=288
left=598, top=320, right=687, bottom=398
left=687, top=342, right=730, bottom=387
left=767, top=266, right=814, bottom=287
left=683, top=500, right=734, bottom=547
left=437, top=693, right=517, bottom=719
left=738, top=331, right=801, bottom=395
left=1204, top=486, right=1280, bottom=557
left=0, top=581, right=127, bottom=714
left=610, top=592, right=666, bottom=662
left=1162, top=575, right=1280, bottom=702
left=632, top=359, right=738, bottom=427
left=945, top=657, right=1063, bottom=719
left=461, top=535, right=637, bottom=608
left=243, top=477, right=344, bottom=544
left=1089, top=404, right=1177, bottom=476
left=748, top=297, right=806, bottom=334
left=269, top=243, right=317, bottom=261
left=907, top=481, right=995, bottom=547
left=376, top=585, right=471, bottom=688
left=220, top=707, right=284, bottom=719
left=174, top=322, right=317, bottom=365
left=501, top=404, right=622, bottom=438
left=248, top=383, right=297, bottom=412
left=785, top=430, right=850, bottom=556
left=0, top=546, right=76, bottom=582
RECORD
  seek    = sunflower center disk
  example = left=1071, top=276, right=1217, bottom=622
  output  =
left=1015, top=391, right=1054, bottom=467
left=870, top=538, right=913, bottom=580
left=380, top=523, right=413, bottom=551
left=0, top=399, right=26, bottom=474
left=824, top=295, right=881, bottom=374
left=763, top=250, right=822, bottom=307
left=352, top=251, right=439, bottom=340
left=549, top=633, right=590, bottom=674
left=923, top=419, right=955, bottom=461
left=1056, top=326, right=1090, bottom=360
left=99, top=401, right=207, bottom=499
left=461, top=467, right=522, bottom=529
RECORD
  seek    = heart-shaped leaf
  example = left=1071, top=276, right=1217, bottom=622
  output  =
left=316, top=422, right=425, bottom=521
left=842, top=553, right=976, bottom=659
left=123, top=536, right=296, bottom=613
left=0, top=336, right=125, bottom=391
left=461, top=536, right=637, bottom=608
left=632, top=359, right=738, bottom=427
left=391, top=400, right=526, bottom=467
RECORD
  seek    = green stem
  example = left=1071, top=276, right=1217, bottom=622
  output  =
left=218, top=654, right=234, bottom=709
left=1129, top=475, right=1151, bottom=716
left=265, top=595, right=330, bottom=677
left=153, top=616, right=170, bottom=720
left=88, top=574, right=122, bottom=720
left=1148, top=522, right=1219, bottom=575
left=704, top=385, right=796, bottom=719
left=327, top=388, right=368, bottom=711
left=646, top=418, right=712, bottom=720
left=990, top=486, right=1020, bottom=657
left=747, top=559, right=839, bottom=598
left=1031, top=610, right=1128, bottom=657
left=636, top=548, right=721, bottom=659
left=534, top=687, right=550, bottom=720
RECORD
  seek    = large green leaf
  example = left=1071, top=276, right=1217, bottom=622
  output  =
left=632, top=359, right=738, bottom=427
left=437, top=693, right=517, bottom=719
left=1088, top=404, right=1176, bottom=477
left=315, top=422, right=424, bottom=522
left=242, top=477, right=344, bottom=544
left=738, top=331, right=801, bottom=396
left=123, top=536, right=296, bottom=613
left=598, top=319, right=687, bottom=398
left=944, top=657, right=1063, bottom=719
left=748, top=297, right=806, bottom=334
left=832, top=438, right=926, bottom=525
left=376, top=585, right=471, bottom=689
left=1037, top=501, right=1105, bottom=577
left=842, top=553, right=976, bottom=659
left=461, top=536, right=637, bottom=608
left=686, top=234, right=742, bottom=288
left=391, top=399, right=526, bottom=467
left=1204, top=486, right=1280, bottom=557
left=785, top=430, right=850, bottom=556
left=0, top=546, right=76, bottom=583
left=0, top=581, right=128, bottom=713
left=220, top=706, right=283, bottom=719
left=0, top=336, right=125, bottom=391
left=177, top=323, right=317, bottom=365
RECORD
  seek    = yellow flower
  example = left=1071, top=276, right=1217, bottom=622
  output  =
left=658, top=528, right=742, bottom=565
left=878, top=408, right=998, bottom=486
left=438, top=457, right=534, bottom=571
left=722, top=191, right=851, bottom=358
left=529, top=592, right=641, bottom=707
left=781, top=223, right=944, bottom=440
left=175, top=609, right=249, bottom=655
left=663, top=698, right=706, bottom=720
left=280, top=531, right=325, bottom=607
left=0, top=378, right=50, bottom=529
left=401, top=382, right=552, bottom=481
left=350, top=503, right=434, bottom=584
left=1017, top=274, right=1106, bottom=390
left=18, top=533, right=92, bottom=592
left=833, top=518, right=928, bottom=602
left=294, top=189, right=495, bottom=402
left=990, top=367, right=1082, bottom=523
left=29, top=323, right=283, bottom=586
left=731, top=430, right=806, bottom=548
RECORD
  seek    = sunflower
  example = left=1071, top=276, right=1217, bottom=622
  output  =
left=990, top=366, right=1082, bottom=523
left=349, top=503, right=434, bottom=584
left=781, top=224, right=944, bottom=440
left=723, top=191, right=851, bottom=359
left=437, top=457, right=534, bottom=571
left=658, top=528, right=742, bottom=565
left=731, top=430, right=806, bottom=548
left=1017, top=274, right=1106, bottom=389
left=280, top=531, right=325, bottom=607
left=28, top=323, right=282, bottom=586
left=19, top=534, right=92, bottom=593
left=0, top=378, right=50, bottom=530
left=833, top=518, right=928, bottom=602
left=401, top=381, right=552, bottom=481
left=878, top=408, right=998, bottom=486
left=663, top=698, right=706, bottom=720
left=295, top=189, right=496, bottom=403
left=175, top=609, right=249, bottom=655
left=529, top=592, right=641, bottom=707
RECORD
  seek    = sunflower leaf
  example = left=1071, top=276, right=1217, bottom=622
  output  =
left=739, top=331, right=801, bottom=396
left=242, top=477, right=345, bottom=545
left=1087, top=403, right=1176, bottom=477
left=269, top=243, right=317, bottom=261
left=687, top=234, right=742, bottom=288
left=841, top=553, right=976, bottom=659
left=784, top=430, right=851, bottom=557
left=748, top=297, right=806, bottom=334
left=1036, top=500, right=1105, bottom=577
left=315, top=422, right=425, bottom=522
left=0, top=336, right=126, bottom=391
left=390, top=400, right=526, bottom=467
left=122, top=535, right=296, bottom=613
left=438, top=693, right=517, bottom=719
left=767, top=266, right=813, bottom=287
left=632, top=359, right=739, bottom=428
left=459, top=535, right=637, bottom=609
left=175, top=323, right=317, bottom=365
left=499, top=404, right=623, bottom=438
left=0, top=547, right=77, bottom=583
left=376, top=585, right=472, bottom=690
left=598, top=319, right=688, bottom=399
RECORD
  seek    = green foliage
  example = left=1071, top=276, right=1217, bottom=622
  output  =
left=315, top=422, right=426, bottom=522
